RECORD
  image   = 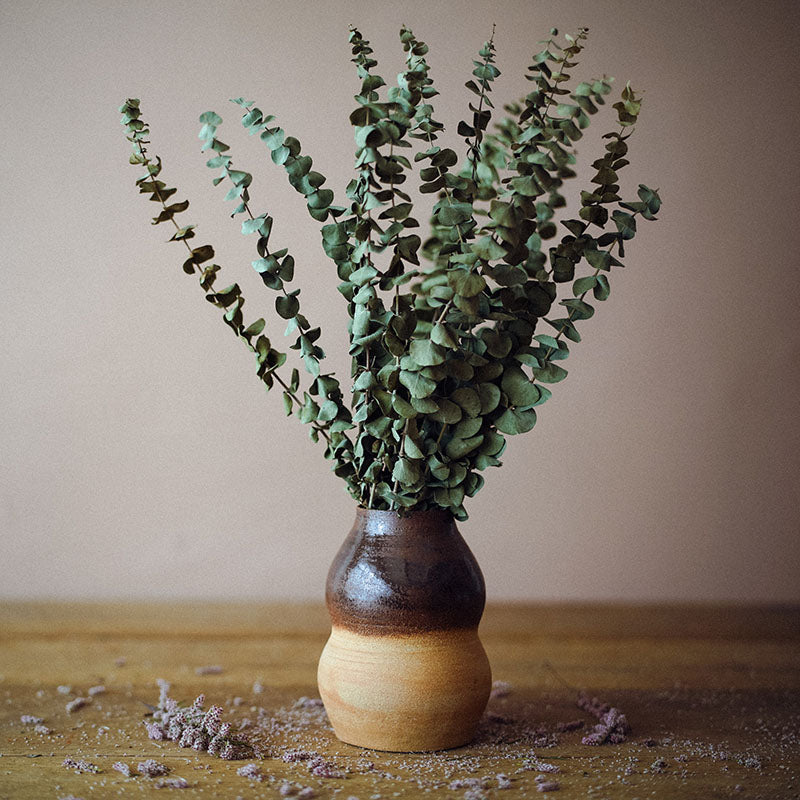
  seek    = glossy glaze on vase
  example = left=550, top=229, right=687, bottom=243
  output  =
left=317, top=508, right=492, bottom=752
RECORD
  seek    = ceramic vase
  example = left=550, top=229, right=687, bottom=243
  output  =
left=317, top=507, right=492, bottom=751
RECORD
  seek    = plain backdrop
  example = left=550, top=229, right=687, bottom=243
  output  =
left=1, top=0, right=798, bottom=603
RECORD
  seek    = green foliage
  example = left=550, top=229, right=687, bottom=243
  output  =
left=119, top=23, right=660, bottom=520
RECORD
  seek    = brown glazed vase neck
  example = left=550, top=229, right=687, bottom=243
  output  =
left=325, top=507, right=486, bottom=635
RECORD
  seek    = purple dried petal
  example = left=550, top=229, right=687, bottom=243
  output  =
left=237, top=762, right=265, bottom=781
left=536, top=780, right=560, bottom=792
left=112, top=761, right=132, bottom=777
left=292, top=696, right=323, bottom=709
left=144, top=721, right=165, bottom=740
left=490, top=680, right=512, bottom=698
left=167, top=720, right=183, bottom=740
left=20, top=714, right=44, bottom=724
left=87, top=685, right=106, bottom=697
left=65, top=697, right=90, bottom=714
left=34, top=723, right=52, bottom=734
left=530, top=761, right=560, bottom=774
left=195, top=665, right=223, bottom=675
left=155, top=777, right=189, bottom=788
left=62, top=757, right=99, bottom=774
left=449, top=778, right=486, bottom=790
left=138, top=759, right=169, bottom=777
left=282, top=750, right=314, bottom=762
left=192, top=732, right=209, bottom=751
left=308, top=755, right=346, bottom=778
left=203, top=705, right=222, bottom=735
left=581, top=732, right=607, bottom=746
left=179, top=727, right=195, bottom=748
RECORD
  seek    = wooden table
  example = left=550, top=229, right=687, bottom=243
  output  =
left=1, top=603, right=798, bottom=799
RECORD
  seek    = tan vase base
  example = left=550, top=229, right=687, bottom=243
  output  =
left=317, top=625, right=492, bottom=752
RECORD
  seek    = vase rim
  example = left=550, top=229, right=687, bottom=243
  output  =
left=354, top=506, right=454, bottom=521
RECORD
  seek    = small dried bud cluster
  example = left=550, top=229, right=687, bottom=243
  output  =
left=236, top=762, right=266, bottom=781
left=62, top=757, right=99, bottom=774
left=490, top=680, right=512, bottom=699
left=65, top=696, right=91, bottom=714
left=144, top=679, right=252, bottom=760
left=138, top=759, right=170, bottom=777
left=578, top=692, right=630, bottom=745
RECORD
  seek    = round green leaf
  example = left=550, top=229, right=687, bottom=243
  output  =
left=495, top=406, right=537, bottom=435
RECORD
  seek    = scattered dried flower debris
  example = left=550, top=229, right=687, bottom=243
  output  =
left=138, top=758, right=170, bottom=777
left=20, top=714, right=43, bottom=724
left=145, top=679, right=252, bottom=759
left=496, top=773, right=512, bottom=789
left=293, top=696, right=324, bottom=709
left=33, top=724, right=52, bottom=734
left=65, top=696, right=91, bottom=714
left=449, top=777, right=487, bottom=790
left=62, top=757, right=99, bottom=774
left=155, top=777, right=189, bottom=788
left=279, top=780, right=315, bottom=798
left=523, top=759, right=560, bottom=774
left=308, top=754, right=347, bottom=778
left=195, top=665, right=223, bottom=675
left=282, top=750, right=314, bottom=762
left=490, top=680, right=513, bottom=699
left=577, top=692, right=630, bottom=745
left=237, top=762, right=267, bottom=781
left=112, top=761, right=133, bottom=777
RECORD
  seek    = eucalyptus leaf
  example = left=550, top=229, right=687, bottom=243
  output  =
left=495, top=406, right=537, bottom=435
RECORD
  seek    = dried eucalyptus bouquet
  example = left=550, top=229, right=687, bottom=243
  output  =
left=119, top=26, right=660, bottom=521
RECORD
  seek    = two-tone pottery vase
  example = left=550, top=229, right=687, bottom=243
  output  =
left=317, top=507, right=492, bottom=751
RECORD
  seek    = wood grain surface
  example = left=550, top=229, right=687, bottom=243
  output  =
left=1, top=603, right=798, bottom=799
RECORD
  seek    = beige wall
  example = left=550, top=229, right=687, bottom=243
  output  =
left=1, top=0, right=798, bottom=602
